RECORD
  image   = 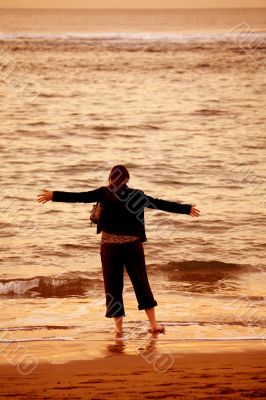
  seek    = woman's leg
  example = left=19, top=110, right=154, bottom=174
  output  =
left=114, top=316, right=123, bottom=335
left=145, top=307, right=165, bottom=333
left=124, top=241, right=164, bottom=332
left=100, top=244, right=125, bottom=333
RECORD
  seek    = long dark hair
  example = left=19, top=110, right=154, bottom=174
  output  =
left=108, top=165, right=130, bottom=192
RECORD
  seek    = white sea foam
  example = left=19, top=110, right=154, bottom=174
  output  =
left=0, top=31, right=265, bottom=43
left=0, top=278, right=39, bottom=295
left=0, top=336, right=263, bottom=343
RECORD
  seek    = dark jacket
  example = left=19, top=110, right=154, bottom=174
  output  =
left=52, top=184, right=192, bottom=242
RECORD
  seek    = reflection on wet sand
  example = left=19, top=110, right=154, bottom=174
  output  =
left=106, top=330, right=175, bottom=373
left=106, top=331, right=160, bottom=355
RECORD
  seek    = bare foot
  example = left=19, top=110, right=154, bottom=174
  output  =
left=148, top=324, right=165, bottom=334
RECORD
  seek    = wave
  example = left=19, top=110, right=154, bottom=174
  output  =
left=0, top=337, right=73, bottom=343
left=153, top=261, right=266, bottom=294
left=39, top=93, right=69, bottom=98
left=0, top=272, right=103, bottom=298
left=155, top=260, right=264, bottom=275
left=192, top=108, right=230, bottom=116
left=92, top=125, right=121, bottom=132
left=27, top=121, right=51, bottom=126
left=0, top=325, right=77, bottom=332
left=1, top=261, right=264, bottom=298
left=1, top=31, right=266, bottom=44
left=91, top=123, right=161, bottom=132
left=163, top=320, right=265, bottom=328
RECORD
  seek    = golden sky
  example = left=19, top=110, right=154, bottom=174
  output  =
left=0, top=0, right=265, bottom=8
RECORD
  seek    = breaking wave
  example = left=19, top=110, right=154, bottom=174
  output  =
left=0, top=272, right=103, bottom=298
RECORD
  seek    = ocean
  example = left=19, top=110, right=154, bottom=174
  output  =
left=0, top=8, right=265, bottom=362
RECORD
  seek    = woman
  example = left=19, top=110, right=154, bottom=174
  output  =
left=37, top=165, right=200, bottom=335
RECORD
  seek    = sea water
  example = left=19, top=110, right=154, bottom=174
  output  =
left=0, top=8, right=265, bottom=360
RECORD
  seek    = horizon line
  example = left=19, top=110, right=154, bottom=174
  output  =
left=1, top=6, right=266, bottom=10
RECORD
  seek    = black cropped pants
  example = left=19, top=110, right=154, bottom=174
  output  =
left=100, top=240, right=157, bottom=318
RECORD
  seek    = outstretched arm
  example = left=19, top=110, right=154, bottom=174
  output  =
left=145, top=194, right=200, bottom=217
left=37, top=187, right=104, bottom=204
left=145, top=195, right=200, bottom=217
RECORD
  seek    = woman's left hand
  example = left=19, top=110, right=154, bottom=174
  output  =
left=190, top=204, right=200, bottom=217
left=37, top=189, right=53, bottom=204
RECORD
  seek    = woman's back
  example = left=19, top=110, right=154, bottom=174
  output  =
left=99, top=184, right=147, bottom=242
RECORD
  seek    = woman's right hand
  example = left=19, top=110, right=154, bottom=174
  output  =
left=37, top=189, right=53, bottom=204
left=190, top=204, right=200, bottom=217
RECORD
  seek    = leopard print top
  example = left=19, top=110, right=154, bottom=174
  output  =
left=101, top=231, right=139, bottom=244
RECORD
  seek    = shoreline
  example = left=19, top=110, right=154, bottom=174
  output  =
left=1, top=334, right=265, bottom=365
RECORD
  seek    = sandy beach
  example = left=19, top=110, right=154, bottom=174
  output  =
left=1, top=341, right=266, bottom=399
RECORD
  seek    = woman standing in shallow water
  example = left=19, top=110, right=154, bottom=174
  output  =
left=37, top=165, right=200, bottom=335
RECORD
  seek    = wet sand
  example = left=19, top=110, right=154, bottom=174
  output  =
left=0, top=343, right=265, bottom=399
